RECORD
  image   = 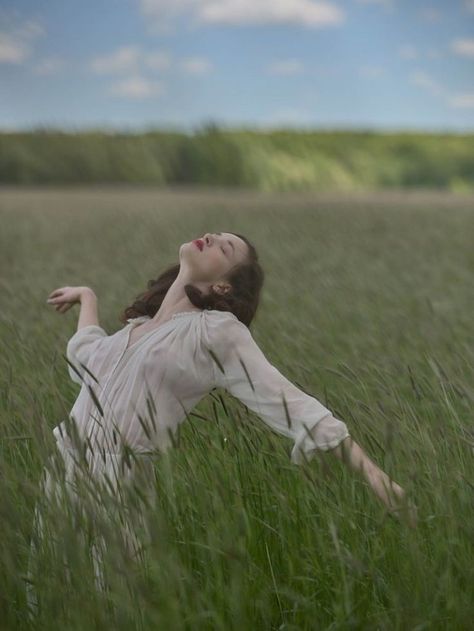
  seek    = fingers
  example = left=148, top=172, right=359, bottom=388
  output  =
left=45, top=287, right=85, bottom=315
left=406, top=503, right=419, bottom=529
left=47, top=291, right=64, bottom=305
left=55, top=302, right=72, bottom=313
left=47, top=287, right=70, bottom=305
left=47, top=297, right=64, bottom=306
left=46, top=288, right=73, bottom=314
left=48, top=288, right=65, bottom=299
left=388, top=499, right=419, bottom=529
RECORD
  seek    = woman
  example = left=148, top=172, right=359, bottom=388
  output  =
left=28, top=231, right=416, bottom=613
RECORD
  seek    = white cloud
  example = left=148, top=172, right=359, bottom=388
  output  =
left=32, top=57, right=65, bottom=76
left=464, top=1, right=474, bottom=13
left=0, top=18, right=44, bottom=64
left=139, top=0, right=345, bottom=29
left=449, top=93, right=474, bottom=109
left=400, top=45, right=444, bottom=62
left=452, top=38, right=474, bottom=58
left=144, top=51, right=172, bottom=71
left=109, top=76, right=166, bottom=99
left=409, top=70, right=444, bottom=96
left=198, top=0, right=344, bottom=27
left=409, top=69, right=474, bottom=110
left=91, top=46, right=141, bottom=74
left=358, top=65, right=385, bottom=78
left=399, top=44, right=418, bottom=60
left=0, top=35, right=28, bottom=63
left=178, top=56, right=213, bottom=75
left=267, top=59, right=305, bottom=76
left=89, top=46, right=212, bottom=90
left=91, top=46, right=211, bottom=76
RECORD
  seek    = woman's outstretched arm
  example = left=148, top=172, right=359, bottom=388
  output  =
left=206, top=314, right=418, bottom=528
left=327, top=435, right=418, bottom=528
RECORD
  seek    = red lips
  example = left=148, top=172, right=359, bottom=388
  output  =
left=193, top=239, right=204, bottom=251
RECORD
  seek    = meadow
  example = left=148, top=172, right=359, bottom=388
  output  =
left=1, top=186, right=473, bottom=629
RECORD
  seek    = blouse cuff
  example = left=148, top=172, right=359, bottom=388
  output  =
left=290, top=413, right=350, bottom=465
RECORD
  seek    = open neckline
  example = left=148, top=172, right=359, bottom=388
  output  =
left=124, top=309, right=239, bottom=352
left=124, top=311, right=201, bottom=352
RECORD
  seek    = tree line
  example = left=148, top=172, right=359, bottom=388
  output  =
left=1, top=124, right=472, bottom=191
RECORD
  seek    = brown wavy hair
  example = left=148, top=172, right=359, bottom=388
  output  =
left=119, top=233, right=264, bottom=328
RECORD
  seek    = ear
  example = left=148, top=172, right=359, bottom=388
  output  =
left=212, top=281, right=232, bottom=296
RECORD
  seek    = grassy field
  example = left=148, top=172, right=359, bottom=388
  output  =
left=1, top=187, right=473, bottom=630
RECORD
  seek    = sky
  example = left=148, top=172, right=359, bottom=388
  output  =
left=1, top=0, right=474, bottom=132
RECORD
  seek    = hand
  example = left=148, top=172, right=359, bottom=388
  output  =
left=46, top=286, right=94, bottom=314
left=385, top=485, right=419, bottom=529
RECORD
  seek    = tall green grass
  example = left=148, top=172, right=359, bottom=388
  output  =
left=1, top=188, right=473, bottom=629
left=1, top=126, right=474, bottom=191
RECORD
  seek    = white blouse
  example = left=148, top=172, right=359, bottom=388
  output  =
left=57, top=309, right=349, bottom=469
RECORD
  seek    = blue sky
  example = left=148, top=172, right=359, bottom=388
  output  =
left=1, top=0, right=474, bottom=131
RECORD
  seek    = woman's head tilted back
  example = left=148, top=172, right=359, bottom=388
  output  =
left=120, top=232, right=264, bottom=328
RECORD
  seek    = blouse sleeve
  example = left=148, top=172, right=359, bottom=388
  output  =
left=206, top=315, right=350, bottom=465
left=66, top=324, right=108, bottom=385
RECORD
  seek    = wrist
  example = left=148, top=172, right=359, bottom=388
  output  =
left=80, top=287, right=97, bottom=302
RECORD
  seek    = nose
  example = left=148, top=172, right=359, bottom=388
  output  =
left=202, top=233, right=214, bottom=247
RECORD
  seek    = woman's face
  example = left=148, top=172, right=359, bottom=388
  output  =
left=180, top=232, right=249, bottom=282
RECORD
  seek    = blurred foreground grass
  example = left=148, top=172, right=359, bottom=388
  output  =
left=0, top=187, right=473, bottom=630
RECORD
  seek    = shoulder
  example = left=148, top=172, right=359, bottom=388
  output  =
left=202, top=309, right=249, bottom=336
left=67, top=324, right=108, bottom=346
left=202, top=309, right=254, bottom=358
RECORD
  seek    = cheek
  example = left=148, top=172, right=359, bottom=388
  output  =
left=201, top=251, right=222, bottom=270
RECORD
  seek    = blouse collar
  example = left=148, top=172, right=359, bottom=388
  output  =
left=125, top=309, right=238, bottom=325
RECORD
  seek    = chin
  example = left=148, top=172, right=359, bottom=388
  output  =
left=179, top=242, right=194, bottom=259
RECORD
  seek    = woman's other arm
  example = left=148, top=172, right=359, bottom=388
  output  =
left=46, top=286, right=99, bottom=330
left=207, top=314, right=418, bottom=529
left=77, top=288, right=99, bottom=330
left=327, top=434, right=418, bottom=528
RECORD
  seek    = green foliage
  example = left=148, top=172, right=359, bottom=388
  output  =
left=1, top=127, right=473, bottom=190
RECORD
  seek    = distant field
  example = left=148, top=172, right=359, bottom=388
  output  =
left=1, top=187, right=473, bottom=629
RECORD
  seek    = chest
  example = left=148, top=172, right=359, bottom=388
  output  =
left=126, top=324, right=159, bottom=349
left=85, top=324, right=211, bottom=392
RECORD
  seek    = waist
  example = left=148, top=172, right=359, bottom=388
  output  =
left=53, top=433, right=160, bottom=459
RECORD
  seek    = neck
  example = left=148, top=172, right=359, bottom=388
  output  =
left=152, top=272, right=203, bottom=322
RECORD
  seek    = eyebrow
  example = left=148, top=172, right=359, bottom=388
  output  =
left=216, top=232, right=235, bottom=256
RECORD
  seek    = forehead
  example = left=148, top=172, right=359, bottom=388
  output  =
left=222, top=232, right=248, bottom=257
